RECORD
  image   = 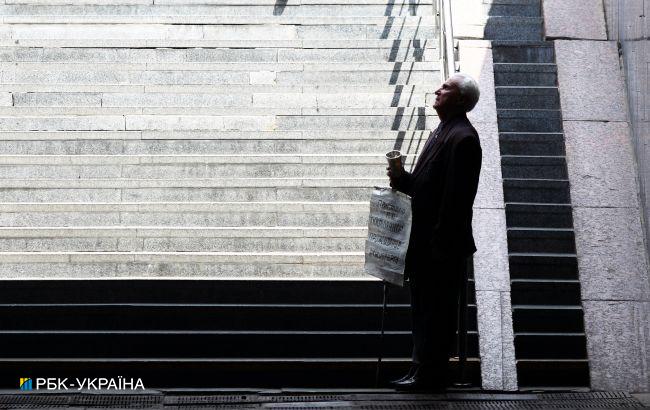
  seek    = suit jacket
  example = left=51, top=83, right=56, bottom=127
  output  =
left=393, top=113, right=482, bottom=277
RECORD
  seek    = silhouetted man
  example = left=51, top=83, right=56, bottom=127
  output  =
left=386, top=73, right=482, bottom=391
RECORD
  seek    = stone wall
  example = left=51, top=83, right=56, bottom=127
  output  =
left=459, top=40, right=518, bottom=391
left=543, top=0, right=650, bottom=392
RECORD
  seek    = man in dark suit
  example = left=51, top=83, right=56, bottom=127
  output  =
left=386, top=73, right=482, bottom=391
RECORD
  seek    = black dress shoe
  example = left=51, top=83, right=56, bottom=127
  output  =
left=388, top=365, right=419, bottom=386
left=393, top=376, right=447, bottom=393
left=392, top=367, right=448, bottom=393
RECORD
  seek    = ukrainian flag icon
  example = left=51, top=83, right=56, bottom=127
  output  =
left=19, top=378, right=32, bottom=390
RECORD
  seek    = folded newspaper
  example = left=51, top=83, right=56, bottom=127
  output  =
left=364, top=187, right=412, bottom=287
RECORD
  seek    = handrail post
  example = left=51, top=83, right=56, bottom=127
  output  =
left=438, top=0, right=456, bottom=79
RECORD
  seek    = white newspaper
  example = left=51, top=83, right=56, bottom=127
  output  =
left=364, top=187, right=412, bottom=287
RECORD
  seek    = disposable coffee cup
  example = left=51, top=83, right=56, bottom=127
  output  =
left=386, top=150, right=405, bottom=178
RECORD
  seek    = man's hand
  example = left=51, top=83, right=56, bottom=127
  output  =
left=386, top=166, right=403, bottom=189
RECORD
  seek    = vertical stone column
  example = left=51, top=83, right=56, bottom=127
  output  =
left=459, top=40, right=518, bottom=391
left=546, top=0, right=650, bottom=392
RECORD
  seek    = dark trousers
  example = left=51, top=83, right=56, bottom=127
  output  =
left=408, top=256, right=467, bottom=373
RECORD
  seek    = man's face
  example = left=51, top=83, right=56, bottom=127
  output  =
left=433, top=77, right=462, bottom=112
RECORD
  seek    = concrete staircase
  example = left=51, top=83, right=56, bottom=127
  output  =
left=0, top=2, right=483, bottom=389
left=0, top=0, right=442, bottom=279
left=485, top=0, right=589, bottom=390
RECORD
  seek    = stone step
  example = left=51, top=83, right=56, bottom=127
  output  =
left=12, top=91, right=432, bottom=109
left=1, top=62, right=440, bottom=71
left=509, top=254, right=578, bottom=281
left=0, top=156, right=419, bottom=179
left=8, top=0, right=156, bottom=3
left=507, top=227, right=576, bottom=254
left=3, top=39, right=437, bottom=49
left=0, top=4, right=432, bottom=17
left=1, top=84, right=436, bottom=93
left=497, top=109, right=562, bottom=133
left=495, top=87, right=560, bottom=110
left=0, top=178, right=387, bottom=202
left=6, top=24, right=436, bottom=41
left=0, top=154, right=418, bottom=164
left=0, top=84, right=146, bottom=93
left=0, top=135, right=431, bottom=155
left=514, top=334, right=587, bottom=360
left=493, top=64, right=557, bottom=87
left=0, top=107, right=436, bottom=117
left=2, top=70, right=439, bottom=86
left=484, top=17, right=543, bottom=41
left=499, top=133, right=565, bottom=156
left=0, top=129, right=431, bottom=140
left=511, top=280, right=582, bottom=306
left=513, top=307, right=585, bottom=333
left=0, top=177, right=387, bottom=187
left=503, top=179, right=570, bottom=204
left=0, top=227, right=369, bottom=252
left=453, top=0, right=540, bottom=20
left=0, top=201, right=372, bottom=227
left=1, top=14, right=436, bottom=25
left=0, top=276, right=414, bottom=307
left=516, top=360, right=590, bottom=388
left=492, top=43, right=554, bottom=64
left=501, top=156, right=567, bottom=180
left=485, top=0, right=541, bottom=18
left=0, top=251, right=367, bottom=279
left=0, top=46, right=438, bottom=63
left=7, top=0, right=434, bottom=4
left=505, top=203, right=573, bottom=229
left=4, top=331, right=460, bottom=359
left=0, top=304, right=422, bottom=331
left=0, top=60, right=440, bottom=73
left=0, top=114, right=438, bottom=131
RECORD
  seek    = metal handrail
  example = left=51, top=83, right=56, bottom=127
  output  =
left=438, top=0, right=456, bottom=80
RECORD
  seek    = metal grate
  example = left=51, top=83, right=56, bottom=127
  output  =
left=0, top=392, right=646, bottom=409
left=0, top=394, right=71, bottom=408
left=71, top=394, right=163, bottom=408
left=165, top=394, right=259, bottom=405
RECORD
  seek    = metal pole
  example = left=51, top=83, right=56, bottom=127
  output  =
left=436, top=0, right=446, bottom=82
left=442, top=0, right=456, bottom=77
left=454, top=257, right=472, bottom=387
left=437, top=0, right=456, bottom=80
left=375, top=281, right=389, bottom=387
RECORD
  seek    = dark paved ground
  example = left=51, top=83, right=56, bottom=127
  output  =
left=0, top=389, right=648, bottom=409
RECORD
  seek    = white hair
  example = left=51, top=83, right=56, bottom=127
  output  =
left=450, top=73, right=480, bottom=112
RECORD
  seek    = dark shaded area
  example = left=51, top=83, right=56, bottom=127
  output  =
left=0, top=279, right=480, bottom=389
